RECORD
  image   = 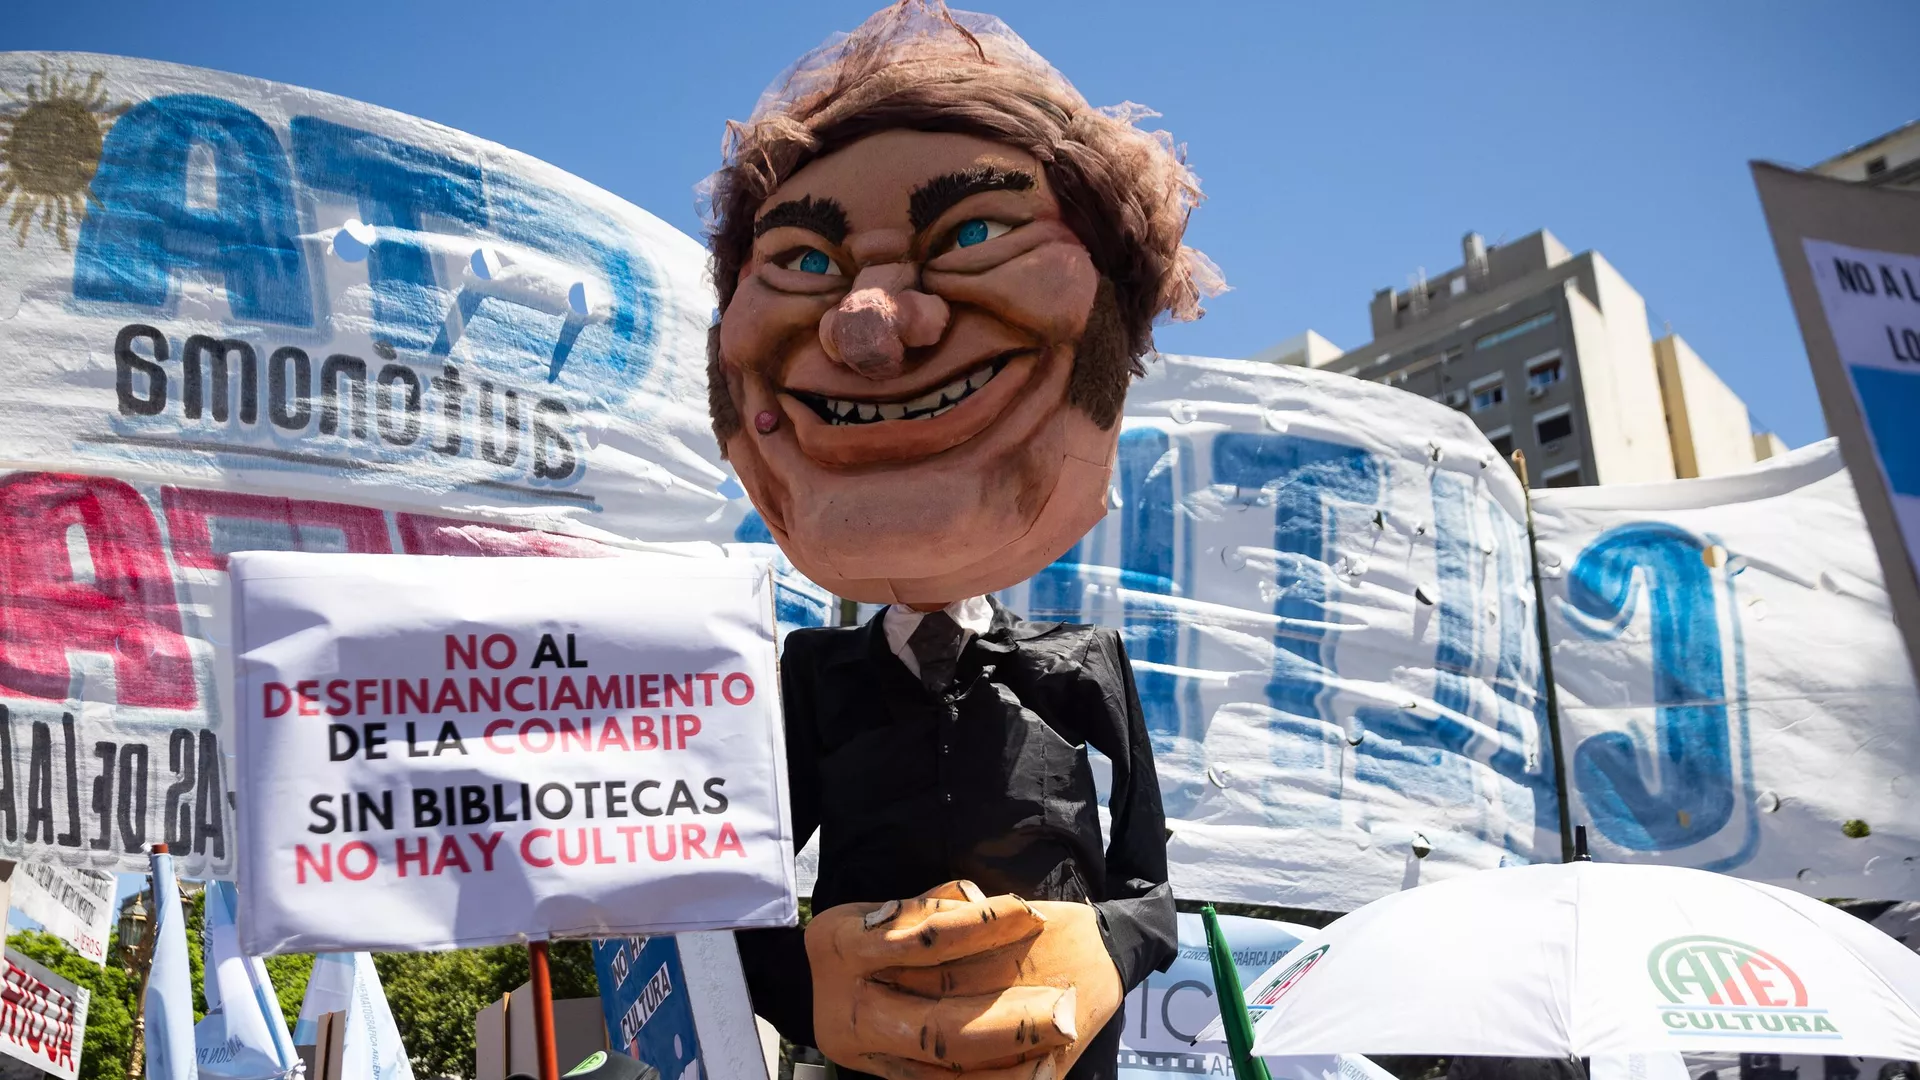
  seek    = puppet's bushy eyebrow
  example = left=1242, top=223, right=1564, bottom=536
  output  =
left=909, top=166, right=1036, bottom=233
left=754, top=195, right=850, bottom=244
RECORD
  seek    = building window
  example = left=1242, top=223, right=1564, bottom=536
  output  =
left=1485, top=426, right=1513, bottom=459
left=1475, top=310, right=1557, bottom=351
left=1867, top=156, right=1889, bottom=177
left=1542, top=463, right=1583, bottom=488
left=1536, top=408, right=1574, bottom=445
left=1527, top=355, right=1563, bottom=395
left=1470, top=375, right=1505, bottom=412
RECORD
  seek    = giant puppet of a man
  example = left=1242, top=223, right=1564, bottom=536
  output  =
left=707, top=5, right=1221, bottom=1080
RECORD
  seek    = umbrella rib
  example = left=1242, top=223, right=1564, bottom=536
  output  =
left=1754, top=883, right=1920, bottom=1018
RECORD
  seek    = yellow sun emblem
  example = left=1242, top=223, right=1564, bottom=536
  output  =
left=0, top=60, right=128, bottom=251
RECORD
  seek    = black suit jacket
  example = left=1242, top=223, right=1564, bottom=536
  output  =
left=738, top=600, right=1177, bottom=1080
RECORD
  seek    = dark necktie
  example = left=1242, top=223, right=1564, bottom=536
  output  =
left=906, top=610, right=966, bottom=692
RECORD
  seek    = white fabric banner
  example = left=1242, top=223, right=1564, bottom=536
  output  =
left=7, top=864, right=114, bottom=965
left=981, top=355, right=1556, bottom=911
left=1532, top=439, right=1920, bottom=900
left=0, top=51, right=732, bottom=877
left=230, top=551, right=794, bottom=953
left=0, top=950, right=89, bottom=1080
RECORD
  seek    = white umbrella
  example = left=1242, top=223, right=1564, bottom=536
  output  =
left=1203, top=862, right=1920, bottom=1060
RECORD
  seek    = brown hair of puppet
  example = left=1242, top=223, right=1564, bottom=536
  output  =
left=706, top=1, right=1220, bottom=605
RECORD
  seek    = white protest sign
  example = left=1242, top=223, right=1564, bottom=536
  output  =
left=1754, top=165, right=1920, bottom=687
left=231, top=552, right=794, bottom=953
left=0, top=949, right=89, bottom=1080
left=1801, top=239, right=1920, bottom=617
left=8, top=864, right=114, bottom=965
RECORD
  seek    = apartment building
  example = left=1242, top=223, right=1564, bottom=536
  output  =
left=1270, top=229, right=1769, bottom=486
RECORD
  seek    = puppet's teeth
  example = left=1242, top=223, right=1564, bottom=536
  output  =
left=811, top=363, right=1004, bottom=426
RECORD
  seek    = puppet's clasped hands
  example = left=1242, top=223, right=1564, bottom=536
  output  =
left=805, top=882, right=1122, bottom=1080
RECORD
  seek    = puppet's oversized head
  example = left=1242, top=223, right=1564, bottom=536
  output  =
left=706, top=1, right=1219, bottom=605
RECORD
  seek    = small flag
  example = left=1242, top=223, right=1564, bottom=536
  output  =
left=293, top=954, right=356, bottom=1046
left=146, top=846, right=198, bottom=1080
left=195, top=881, right=298, bottom=1079
left=339, top=953, right=412, bottom=1080
left=296, top=953, right=412, bottom=1080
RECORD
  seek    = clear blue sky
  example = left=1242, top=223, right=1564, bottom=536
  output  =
left=10, top=1, right=1918, bottom=448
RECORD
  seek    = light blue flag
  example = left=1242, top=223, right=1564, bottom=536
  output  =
left=195, top=882, right=298, bottom=1079
left=292, top=953, right=412, bottom=1080
left=146, top=848, right=198, bottom=1080
left=293, top=953, right=355, bottom=1046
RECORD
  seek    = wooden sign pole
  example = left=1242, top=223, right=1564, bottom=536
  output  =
left=527, top=941, right=561, bottom=1080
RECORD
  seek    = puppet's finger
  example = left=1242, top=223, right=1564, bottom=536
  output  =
left=852, top=1052, right=1061, bottom=1080
left=912, top=880, right=989, bottom=904
left=814, top=893, right=1045, bottom=970
left=860, top=880, right=988, bottom=930
left=842, top=980, right=1077, bottom=1069
left=875, top=943, right=1039, bottom=998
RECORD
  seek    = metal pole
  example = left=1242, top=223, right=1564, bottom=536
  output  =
left=128, top=937, right=152, bottom=1080
left=1512, top=451, right=1576, bottom=863
left=527, top=941, right=561, bottom=1080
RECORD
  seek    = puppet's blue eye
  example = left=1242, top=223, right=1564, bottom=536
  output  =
left=782, top=248, right=838, bottom=275
left=951, top=219, right=1010, bottom=250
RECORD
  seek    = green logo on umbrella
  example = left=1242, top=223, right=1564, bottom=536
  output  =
left=1647, top=935, right=1837, bottom=1038
left=1249, top=944, right=1329, bottom=1010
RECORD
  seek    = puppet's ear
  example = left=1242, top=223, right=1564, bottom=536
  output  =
left=706, top=322, right=742, bottom=452
left=1067, top=278, right=1134, bottom=431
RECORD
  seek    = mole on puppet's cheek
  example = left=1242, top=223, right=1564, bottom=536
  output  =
left=717, top=130, right=1115, bottom=602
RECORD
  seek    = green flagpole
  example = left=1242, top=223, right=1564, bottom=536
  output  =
left=1202, top=905, right=1272, bottom=1080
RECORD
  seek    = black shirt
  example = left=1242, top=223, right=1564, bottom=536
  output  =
left=737, top=600, right=1177, bottom=1080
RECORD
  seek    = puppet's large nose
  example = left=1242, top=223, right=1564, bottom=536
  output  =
left=819, top=263, right=950, bottom=380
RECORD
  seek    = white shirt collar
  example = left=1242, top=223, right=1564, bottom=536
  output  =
left=883, top=596, right=994, bottom=678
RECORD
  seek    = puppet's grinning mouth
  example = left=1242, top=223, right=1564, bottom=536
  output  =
left=787, top=358, right=1010, bottom=426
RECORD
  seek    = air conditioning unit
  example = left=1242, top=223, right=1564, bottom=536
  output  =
left=1444, top=390, right=1467, bottom=409
left=1528, top=384, right=1549, bottom=399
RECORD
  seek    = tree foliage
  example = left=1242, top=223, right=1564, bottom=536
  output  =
left=9, top=929, right=136, bottom=1080
left=13, top=887, right=601, bottom=1080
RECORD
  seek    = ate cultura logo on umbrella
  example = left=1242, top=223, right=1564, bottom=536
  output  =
left=1648, top=936, right=1838, bottom=1039
left=1243, top=944, right=1330, bottom=1020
